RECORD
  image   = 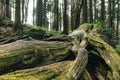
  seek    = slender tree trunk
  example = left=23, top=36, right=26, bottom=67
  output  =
left=13, top=0, right=22, bottom=35
left=116, top=0, right=120, bottom=40
left=63, top=0, right=68, bottom=34
left=5, top=0, right=10, bottom=19
left=53, top=0, right=59, bottom=31
left=100, top=0, right=105, bottom=22
left=71, top=0, right=74, bottom=31
left=89, top=0, right=93, bottom=23
left=0, top=0, right=5, bottom=20
left=108, top=0, right=113, bottom=28
left=43, top=0, right=47, bottom=27
left=36, top=0, right=43, bottom=26
left=94, top=0, right=97, bottom=22
left=0, top=0, right=2, bottom=20
left=15, top=0, right=21, bottom=24
left=22, top=0, right=25, bottom=23
left=59, top=3, right=62, bottom=31
left=33, top=0, right=35, bottom=25
left=82, top=0, right=88, bottom=23
left=25, top=0, right=29, bottom=23
left=112, top=0, right=115, bottom=27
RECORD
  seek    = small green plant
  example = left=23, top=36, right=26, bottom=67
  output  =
left=88, top=50, right=100, bottom=57
left=115, top=40, right=120, bottom=54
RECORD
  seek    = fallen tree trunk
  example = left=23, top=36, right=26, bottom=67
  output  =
left=0, top=40, right=72, bottom=74
left=0, top=23, right=120, bottom=80
left=0, top=48, right=88, bottom=80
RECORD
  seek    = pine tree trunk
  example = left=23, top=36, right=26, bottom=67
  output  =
left=63, top=0, right=68, bottom=34
left=33, top=0, right=35, bottom=25
left=73, top=0, right=83, bottom=30
left=108, top=0, right=113, bottom=28
left=25, top=0, right=29, bottom=23
left=116, top=0, right=120, bottom=40
left=15, top=0, right=21, bottom=24
left=36, top=0, right=43, bottom=26
left=53, top=0, right=59, bottom=31
left=89, top=0, right=93, bottom=23
left=82, top=0, right=88, bottom=23
left=22, top=0, right=25, bottom=23
left=43, top=0, right=47, bottom=27
left=100, top=0, right=105, bottom=21
left=5, top=0, right=10, bottom=19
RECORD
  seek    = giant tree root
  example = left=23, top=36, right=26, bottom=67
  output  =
left=0, top=24, right=120, bottom=80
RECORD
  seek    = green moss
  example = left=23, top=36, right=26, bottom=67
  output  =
left=0, top=70, right=60, bottom=80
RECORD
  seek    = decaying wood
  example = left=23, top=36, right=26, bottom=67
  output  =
left=0, top=40, right=72, bottom=74
left=0, top=23, right=120, bottom=80
left=0, top=48, right=88, bottom=80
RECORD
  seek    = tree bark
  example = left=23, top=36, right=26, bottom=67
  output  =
left=0, top=40, right=72, bottom=74
left=36, top=0, right=43, bottom=26
left=82, top=0, right=88, bottom=23
left=0, top=24, right=120, bottom=80
left=73, top=0, right=83, bottom=30
left=13, top=0, right=22, bottom=35
left=5, top=0, right=10, bottom=19
left=53, top=0, right=59, bottom=31
left=100, top=0, right=105, bottom=21
left=89, top=0, right=93, bottom=23
left=63, top=0, right=68, bottom=34
left=116, top=0, right=119, bottom=40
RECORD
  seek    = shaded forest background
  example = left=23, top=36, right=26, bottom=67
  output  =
left=0, top=0, right=120, bottom=52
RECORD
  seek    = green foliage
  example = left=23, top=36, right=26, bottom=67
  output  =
left=97, top=21, right=114, bottom=39
left=88, top=50, right=100, bottom=57
left=23, top=24, right=61, bottom=40
left=115, top=41, right=120, bottom=54
left=95, top=21, right=115, bottom=42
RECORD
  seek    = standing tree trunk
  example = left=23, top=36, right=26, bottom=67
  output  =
left=22, top=0, right=25, bottom=23
left=43, top=0, right=47, bottom=27
left=59, top=3, right=62, bottom=31
left=0, top=0, right=3, bottom=20
left=33, top=0, right=35, bottom=25
left=5, top=0, right=10, bottom=19
left=94, top=0, right=97, bottom=22
left=82, top=0, right=88, bottom=23
left=116, top=0, right=120, bottom=40
left=100, top=0, right=105, bottom=22
left=36, top=0, right=43, bottom=26
left=53, top=0, right=59, bottom=31
left=0, top=0, right=5, bottom=20
left=63, top=0, right=68, bottom=34
left=89, top=0, right=93, bottom=23
left=112, top=0, right=115, bottom=29
left=108, top=0, right=113, bottom=28
left=15, top=0, right=21, bottom=24
left=73, top=0, right=83, bottom=30
left=24, top=0, right=29, bottom=23
left=71, top=0, right=74, bottom=31
left=13, top=0, right=22, bottom=35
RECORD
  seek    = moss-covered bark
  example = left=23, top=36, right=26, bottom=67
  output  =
left=0, top=48, right=88, bottom=80
left=0, top=40, right=72, bottom=74
left=0, top=23, right=120, bottom=80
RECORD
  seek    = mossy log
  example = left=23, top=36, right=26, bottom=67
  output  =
left=0, top=40, right=72, bottom=74
left=0, top=24, right=120, bottom=80
left=0, top=48, right=88, bottom=80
